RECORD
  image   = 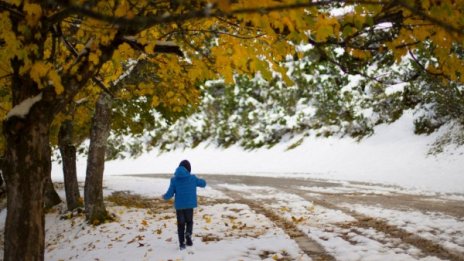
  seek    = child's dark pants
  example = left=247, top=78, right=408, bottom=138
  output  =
left=176, top=209, right=193, bottom=247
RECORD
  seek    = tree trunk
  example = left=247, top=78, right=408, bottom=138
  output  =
left=85, top=93, right=112, bottom=224
left=59, top=120, right=82, bottom=211
left=44, top=175, right=62, bottom=209
left=2, top=112, right=53, bottom=261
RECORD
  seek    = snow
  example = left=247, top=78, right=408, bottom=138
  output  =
left=0, top=177, right=310, bottom=261
left=52, top=110, right=464, bottom=194
left=385, top=82, right=407, bottom=95
left=5, top=92, right=43, bottom=119
left=17, top=174, right=460, bottom=260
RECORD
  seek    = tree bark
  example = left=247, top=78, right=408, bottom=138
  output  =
left=85, top=93, right=112, bottom=224
left=59, top=119, right=82, bottom=211
left=2, top=106, right=54, bottom=261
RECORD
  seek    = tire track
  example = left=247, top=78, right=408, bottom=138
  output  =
left=218, top=187, right=335, bottom=261
left=290, top=189, right=464, bottom=261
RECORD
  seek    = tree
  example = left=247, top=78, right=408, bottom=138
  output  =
left=57, top=107, right=82, bottom=211
left=1, top=1, right=464, bottom=260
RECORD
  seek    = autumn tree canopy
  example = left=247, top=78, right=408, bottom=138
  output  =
left=0, top=1, right=463, bottom=136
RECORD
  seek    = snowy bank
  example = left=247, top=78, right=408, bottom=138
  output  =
left=52, top=111, right=464, bottom=194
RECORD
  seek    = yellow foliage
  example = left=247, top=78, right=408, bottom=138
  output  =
left=115, top=0, right=135, bottom=19
left=29, top=62, right=50, bottom=85
left=151, top=96, right=160, bottom=107
left=215, top=0, right=232, bottom=12
left=9, top=0, right=22, bottom=6
left=23, top=3, right=42, bottom=27
left=2, top=0, right=464, bottom=150
left=89, top=52, right=100, bottom=65
left=314, top=14, right=340, bottom=42
left=29, top=62, right=64, bottom=95
left=48, top=69, right=64, bottom=95
left=349, top=48, right=372, bottom=60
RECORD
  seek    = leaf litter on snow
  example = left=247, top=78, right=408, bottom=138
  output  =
left=33, top=185, right=310, bottom=261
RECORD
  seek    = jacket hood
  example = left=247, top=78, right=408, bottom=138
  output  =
left=174, top=166, right=190, bottom=178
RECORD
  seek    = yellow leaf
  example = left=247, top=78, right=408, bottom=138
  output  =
left=48, top=69, right=64, bottom=95
left=216, top=0, right=231, bottom=12
left=151, top=96, right=160, bottom=107
left=10, top=0, right=21, bottom=6
left=30, top=62, right=50, bottom=85
left=202, top=214, right=212, bottom=224
left=115, top=1, right=130, bottom=17
left=89, top=52, right=99, bottom=65
left=24, top=3, right=42, bottom=27
left=422, top=0, right=430, bottom=9
left=349, top=48, right=372, bottom=60
left=313, top=14, right=339, bottom=42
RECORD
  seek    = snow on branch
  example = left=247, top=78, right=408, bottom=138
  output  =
left=5, top=93, right=43, bottom=120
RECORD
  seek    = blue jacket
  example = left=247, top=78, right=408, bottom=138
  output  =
left=163, top=166, right=207, bottom=209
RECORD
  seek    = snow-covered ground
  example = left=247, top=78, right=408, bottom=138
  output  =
left=0, top=112, right=463, bottom=260
left=6, top=174, right=459, bottom=261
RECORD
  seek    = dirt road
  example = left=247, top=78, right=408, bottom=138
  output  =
left=131, top=174, right=464, bottom=260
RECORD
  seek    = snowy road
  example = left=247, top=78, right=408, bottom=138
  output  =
left=132, top=174, right=464, bottom=261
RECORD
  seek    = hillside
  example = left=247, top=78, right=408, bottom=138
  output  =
left=52, top=110, right=464, bottom=194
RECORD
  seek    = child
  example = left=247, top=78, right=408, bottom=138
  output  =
left=163, top=160, right=207, bottom=250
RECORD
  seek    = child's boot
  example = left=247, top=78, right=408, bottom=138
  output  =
left=186, top=233, right=193, bottom=246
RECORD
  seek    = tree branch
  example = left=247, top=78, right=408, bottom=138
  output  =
left=307, top=37, right=387, bottom=84
left=52, top=0, right=389, bottom=34
left=0, top=73, right=12, bottom=80
left=57, top=25, right=116, bottom=98
left=398, top=2, right=464, bottom=36
left=408, top=49, right=451, bottom=81
left=0, top=0, right=23, bottom=18
left=121, top=36, right=184, bottom=57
